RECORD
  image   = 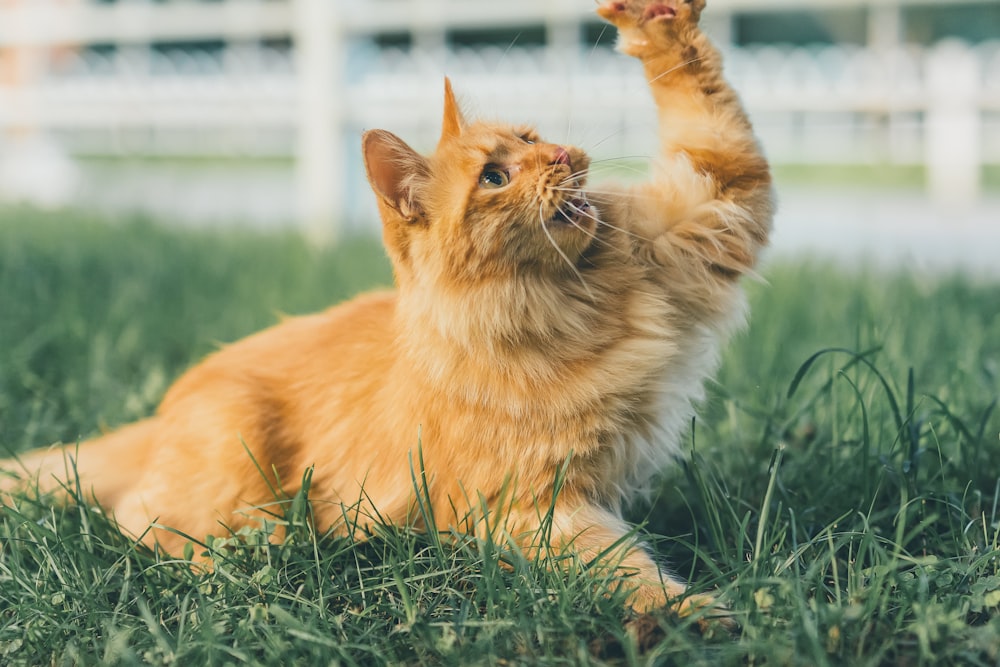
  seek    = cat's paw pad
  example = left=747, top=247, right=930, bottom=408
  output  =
left=643, top=3, right=678, bottom=21
left=598, top=0, right=705, bottom=26
left=648, top=0, right=706, bottom=27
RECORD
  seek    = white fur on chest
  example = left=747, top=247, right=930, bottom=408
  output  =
left=600, top=286, right=747, bottom=504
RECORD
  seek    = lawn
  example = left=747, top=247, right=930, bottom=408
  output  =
left=1, top=208, right=999, bottom=666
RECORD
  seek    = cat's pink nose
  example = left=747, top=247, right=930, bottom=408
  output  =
left=551, top=147, right=572, bottom=167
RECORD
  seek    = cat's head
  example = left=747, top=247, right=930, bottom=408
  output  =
left=363, top=79, right=595, bottom=288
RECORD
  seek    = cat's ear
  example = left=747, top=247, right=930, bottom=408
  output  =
left=362, top=129, right=429, bottom=223
left=439, top=77, right=465, bottom=146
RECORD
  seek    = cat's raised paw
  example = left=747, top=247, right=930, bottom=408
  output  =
left=598, top=0, right=705, bottom=27
left=597, top=0, right=706, bottom=59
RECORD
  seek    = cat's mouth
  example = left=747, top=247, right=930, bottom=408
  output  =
left=549, top=196, right=592, bottom=227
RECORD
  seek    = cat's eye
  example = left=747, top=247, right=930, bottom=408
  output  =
left=479, top=167, right=510, bottom=189
left=521, top=136, right=536, bottom=145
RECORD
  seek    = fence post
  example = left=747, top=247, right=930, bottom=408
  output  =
left=412, top=0, right=446, bottom=54
left=545, top=0, right=579, bottom=65
left=0, top=0, right=78, bottom=207
left=293, top=0, right=341, bottom=244
left=925, top=40, right=981, bottom=206
left=867, top=3, right=901, bottom=52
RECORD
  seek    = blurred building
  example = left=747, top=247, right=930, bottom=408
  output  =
left=22, top=0, right=1000, bottom=53
left=0, top=0, right=83, bottom=205
left=0, top=0, right=997, bottom=232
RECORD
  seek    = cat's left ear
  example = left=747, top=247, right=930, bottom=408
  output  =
left=439, top=77, right=465, bottom=146
left=362, top=129, right=430, bottom=224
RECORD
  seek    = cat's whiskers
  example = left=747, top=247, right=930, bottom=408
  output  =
left=565, top=14, right=614, bottom=149
left=583, top=127, right=642, bottom=156
left=595, top=218, right=652, bottom=244
left=555, top=185, right=669, bottom=206
left=589, top=156, right=653, bottom=164
left=559, top=199, right=603, bottom=243
left=558, top=170, right=590, bottom=187
left=565, top=219, right=636, bottom=264
left=583, top=159, right=653, bottom=178
left=560, top=195, right=653, bottom=244
left=548, top=181, right=606, bottom=235
left=537, top=202, right=596, bottom=302
left=647, top=55, right=707, bottom=86
left=561, top=201, right=636, bottom=256
left=546, top=183, right=653, bottom=245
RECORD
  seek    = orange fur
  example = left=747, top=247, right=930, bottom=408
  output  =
left=2, top=0, right=772, bottom=619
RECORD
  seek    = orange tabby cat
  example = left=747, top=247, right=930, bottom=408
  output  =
left=2, top=0, right=772, bottom=619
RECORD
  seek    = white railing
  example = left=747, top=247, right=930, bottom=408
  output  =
left=2, top=0, right=998, bottom=46
left=1, top=0, right=998, bottom=236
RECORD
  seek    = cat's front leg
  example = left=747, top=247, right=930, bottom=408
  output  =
left=547, top=501, right=732, bottom=629
left=596, top=0, right=773, bottom=318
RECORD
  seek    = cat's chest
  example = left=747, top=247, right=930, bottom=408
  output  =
left=428, top=286, right=684, bottom=425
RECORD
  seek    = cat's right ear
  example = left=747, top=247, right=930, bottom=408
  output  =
left=362, top=129, right=430, bottom=224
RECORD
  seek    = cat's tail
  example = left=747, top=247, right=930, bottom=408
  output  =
left=1, top=418, right=158, bottom=508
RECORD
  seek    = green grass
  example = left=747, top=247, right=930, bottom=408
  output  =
left=984, top=165, right=1000, bottom=191
left=772, top=163, right=998, bottom=191
left=1, top=208, right=999, bottom=665
left=771, top=164, right=928, bottom=190
left=774, top=163, right=1000, bottom=193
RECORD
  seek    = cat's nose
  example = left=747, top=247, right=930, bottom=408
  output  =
left=551, top=147, right=572, bottom=167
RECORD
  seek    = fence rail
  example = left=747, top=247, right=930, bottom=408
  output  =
left=2, top=0, right=998, bottom=46
left=1, top=0, right=998, bottom=235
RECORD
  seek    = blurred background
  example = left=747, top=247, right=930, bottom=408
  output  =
left=0, top=0, right=998, bottom=272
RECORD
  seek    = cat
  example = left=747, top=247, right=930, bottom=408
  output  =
left=1, top=0, right=772, bottom=621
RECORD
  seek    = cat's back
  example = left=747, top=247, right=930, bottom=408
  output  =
left=158, top=289, right=400, bottom=415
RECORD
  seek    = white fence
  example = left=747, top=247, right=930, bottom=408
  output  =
left=1, top=0, right=998, bottom=236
